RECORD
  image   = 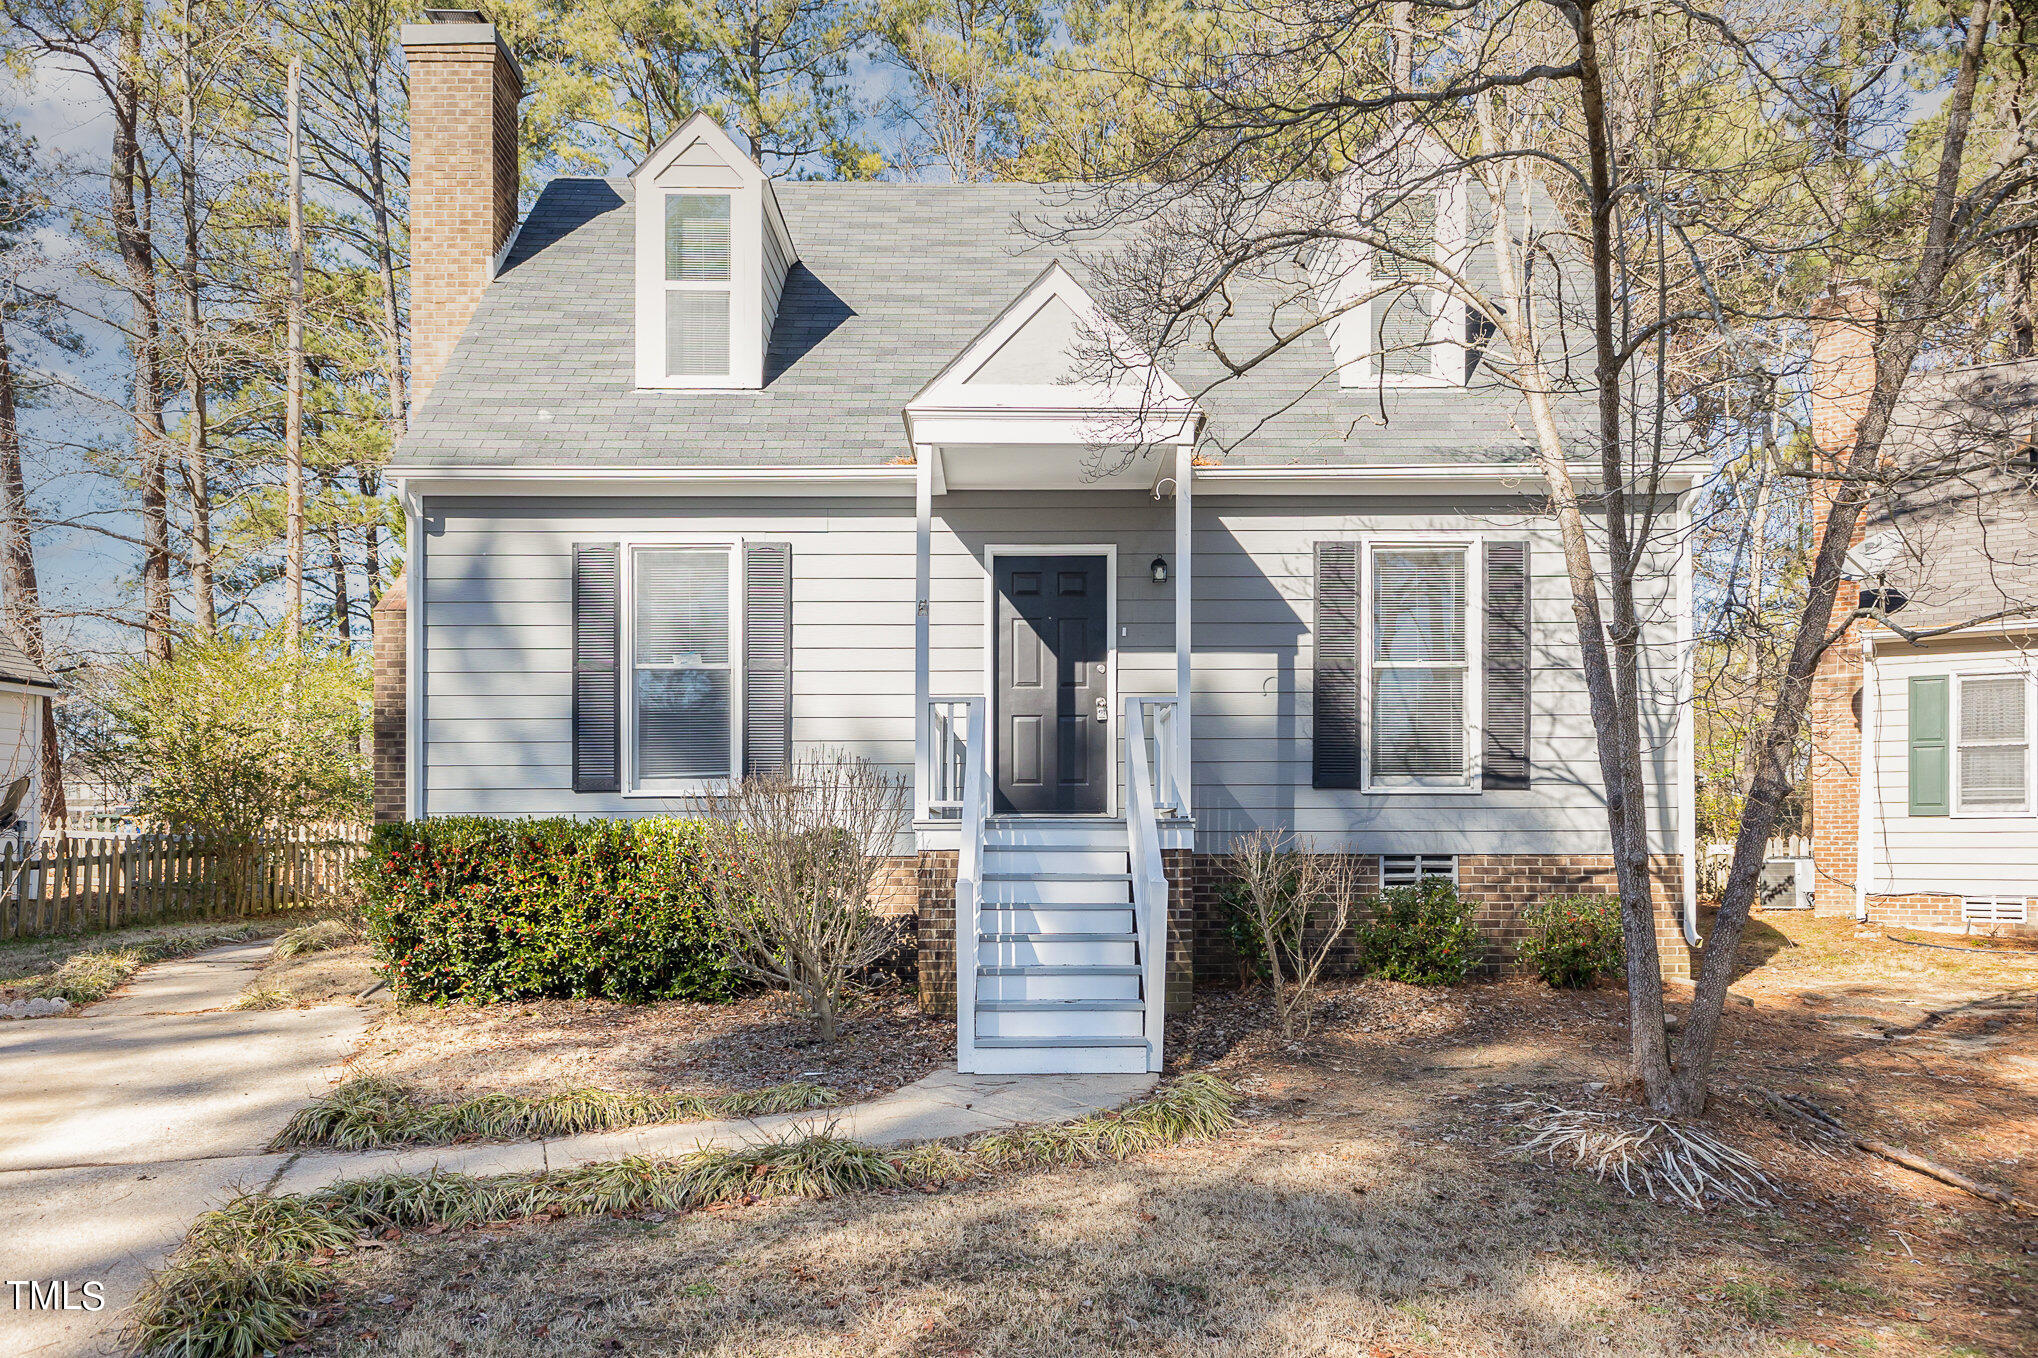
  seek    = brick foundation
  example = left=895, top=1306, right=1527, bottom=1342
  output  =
left=1182, top=852, right=1696, bottom=983
left=370, top=575, right=407, bottom=825
left=915, top=849, right=1698, bottom=1014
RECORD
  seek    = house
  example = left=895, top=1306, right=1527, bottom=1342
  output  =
left=1810, top=335, right=2038, bottom=934
left=375, top=10, right=1701, bottom=1073
left=0, top=630, right=56, bottom=842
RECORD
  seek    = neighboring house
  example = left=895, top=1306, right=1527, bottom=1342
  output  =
left=376, top=12, right=1702, bottom=1073
left=1812, top=349, right=2038, bottom=934
left=0, top=630, right=56, bottom=842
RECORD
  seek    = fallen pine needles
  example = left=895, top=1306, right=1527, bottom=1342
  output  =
left=1761, top=1088, right=2037, bottom=1214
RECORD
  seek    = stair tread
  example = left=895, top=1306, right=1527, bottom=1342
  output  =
left=980, top=931, right=1136, bottom=943
left=978, top=999, right=1145, bottom=1011
left=982, top=871, right=1133, bottom=882
left=978, top=963, right=1143, bottom=976
left=975, top=1036, right=1150, bottom=1049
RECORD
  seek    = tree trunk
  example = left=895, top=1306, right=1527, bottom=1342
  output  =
left=285, top=55, right=306, bottom=633
left=114, top=12, right=171, bottom=661
left=0, top=314, right=67, bottom=836
left=180, top=0, right=214, bottom=635
left=1664, top=0, right=2001, bottom=1114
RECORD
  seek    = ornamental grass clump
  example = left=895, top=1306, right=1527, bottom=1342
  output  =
left=1517, top=893, right=1625, bottom=987
left=269, top=1076, right=840, bottom=1150
left=1353, top=876, right=1484, bottom=985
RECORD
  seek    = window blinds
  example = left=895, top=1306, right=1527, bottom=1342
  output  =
left=1957, top=674, right=2028, bottom=811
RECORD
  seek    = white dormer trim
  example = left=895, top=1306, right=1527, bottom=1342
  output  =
left=630, top=113, right=797, bottom=391
left=905, top=261, right=1201, bottom=447
left=1320, top=139, right=1472, bottom=390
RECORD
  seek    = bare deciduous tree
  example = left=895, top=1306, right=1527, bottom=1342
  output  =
left=703, top=753, right=909, bottom=1042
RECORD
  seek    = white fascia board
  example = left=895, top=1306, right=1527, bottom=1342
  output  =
left=0, top=678, right=55, bottom=697
left=905, top=406, right=1201, bottom=448
left=1188, top=460, right=1657, bottom=495
left=386, top=465, right=917, bottom=499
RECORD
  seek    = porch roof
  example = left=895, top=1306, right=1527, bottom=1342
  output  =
left=395, top=178, right=1579, bottom=475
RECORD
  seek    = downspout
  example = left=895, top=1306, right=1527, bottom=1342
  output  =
left=400, top=478, right=424, bottom=822
left=1854, top=630, right=1877, bottom=921
left=1676, top=488, right=1701, bottom=946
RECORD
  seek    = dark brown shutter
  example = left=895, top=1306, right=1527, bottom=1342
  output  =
left=1313, top=542, right=1361, bottom=789
left=1482, top=539, right=1531, bottom=790
left=572, top=543, right=622, bottom=793
left=742, top=542, right=793, bottom=776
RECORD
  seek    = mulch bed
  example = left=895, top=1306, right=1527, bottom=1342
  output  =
left=349, top=982, right=950, bottom=1105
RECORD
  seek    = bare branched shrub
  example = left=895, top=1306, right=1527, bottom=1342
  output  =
left=1222, top=829, right=1361, bottom=1038
left=703, top=753, right=908, bottom=1042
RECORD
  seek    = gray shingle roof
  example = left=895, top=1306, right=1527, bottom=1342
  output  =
left=396, top=178, right=1568, bottom=471
left=0, top=630, right=55, bottom=689
left=1867, top=359, right=2038, bottom=634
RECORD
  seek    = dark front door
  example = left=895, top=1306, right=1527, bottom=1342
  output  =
left=994, top=555, right=1110, bottom=814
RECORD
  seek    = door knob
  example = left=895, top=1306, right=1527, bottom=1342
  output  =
left=1094, top=697, right=1108, bottom=722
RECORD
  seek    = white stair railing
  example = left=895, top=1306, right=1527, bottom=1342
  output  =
left=951, top=698, right=988, bottom=1072
left=1124, top=695, right=1176, bottom=1073
left=923, top=696, right=975, bottom=818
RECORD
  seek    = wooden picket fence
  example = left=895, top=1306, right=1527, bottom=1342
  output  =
left=0, top=827, right=368, bottom=940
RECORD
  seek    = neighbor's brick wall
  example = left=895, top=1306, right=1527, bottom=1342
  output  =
left=1807, top=285, right=1880, bottom=917
left=371, top=574, right=408, bottom=825
left=402, top=30, right=522, bottom=410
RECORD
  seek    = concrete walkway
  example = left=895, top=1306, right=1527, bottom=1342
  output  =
left=269, top=1068, right=1157, bottom=1195
left=0, top=941, right=1154, bottom=1358
left=0, top=939, right=367, bottom=1358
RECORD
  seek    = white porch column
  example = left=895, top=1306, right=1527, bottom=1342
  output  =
left=913, top=447, right=934, bottom=819
left=1173, top=441, right=1193, bottom=810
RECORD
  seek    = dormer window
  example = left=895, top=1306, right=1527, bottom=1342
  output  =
left=664, top=193, right=732, bottom=378
left=631, top=113, right=797, bottom=391
left=1320, top=165, right=1471, bottom=389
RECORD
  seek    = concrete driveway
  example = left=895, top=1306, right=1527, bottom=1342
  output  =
left=0, top=941, right=366, bottom=1358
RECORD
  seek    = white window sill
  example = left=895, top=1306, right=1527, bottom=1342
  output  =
left=1361, top=784, right=1483, bottom=796
left=622, top=779, right=733, bottom=799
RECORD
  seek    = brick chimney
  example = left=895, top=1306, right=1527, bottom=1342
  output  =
left=1805, top=283, right=1878, bottom=917
left=401, top=8, right=523, bottom=411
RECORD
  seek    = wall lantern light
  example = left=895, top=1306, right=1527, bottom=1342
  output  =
left=1149, top=556, right=1170, bottom=586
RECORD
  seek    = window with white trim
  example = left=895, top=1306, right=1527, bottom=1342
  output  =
left=1954, top=672, right=2030, bottom=814
left=1369, top=544, right=1473, bottom=788
left=662, top=193, right=732, bottom=379
left=629, top=545, right=737, bottom=788
left=1381, top=854, right=1458, bottom=887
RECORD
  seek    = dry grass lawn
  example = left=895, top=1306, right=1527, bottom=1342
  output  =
left=295, top=913, right=2036, bottom=1357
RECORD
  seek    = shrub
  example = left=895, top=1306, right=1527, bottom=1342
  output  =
left=76, top=627, right=367, bottom=838
left=1516, top=893, right=1625, bottom=987
left=701, top=754, right=908, bottom=1041
left=360, top=817, right=739, bottom=1004
left=1221, top=831, right=1362, bottom=1036
left=1353, top=876, right=1484, bottom=985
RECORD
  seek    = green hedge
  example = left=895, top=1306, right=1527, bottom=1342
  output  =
left=361, top=818, right=741, bottom=1004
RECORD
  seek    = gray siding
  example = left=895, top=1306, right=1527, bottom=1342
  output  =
left=1189, top=497, right=1681, bottom=854
left=421, top=496, right=917, bottom=817
left=418, top=492, right=1682, bottom=855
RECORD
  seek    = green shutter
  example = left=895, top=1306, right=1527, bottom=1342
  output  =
left=1909, top=676, right=1949, bottom=817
